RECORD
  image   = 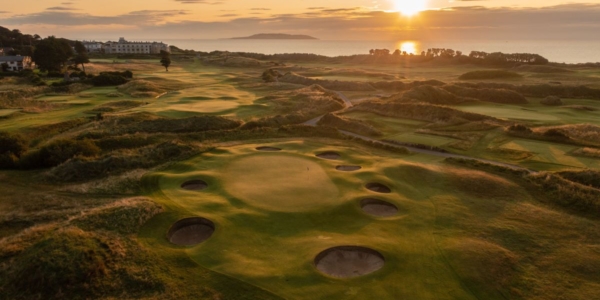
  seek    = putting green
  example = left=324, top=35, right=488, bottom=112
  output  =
left=224, top=154, right=339, bottom=211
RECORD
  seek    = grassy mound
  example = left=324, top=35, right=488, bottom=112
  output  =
left=354, top=100, right=500, bottom=124
left=442, top=84, right=528, bottom=104
left=46, top=141, right=206, bottom=182
left=400, top=85, right=467, bottom=105
left=117, top=80, right=166, bottom=98
left=534, top=124, right=600, bottom=145
left=87, top=100, right=145, bottom=113
left=514, top=65, right=574, bottom=73
left=278, top=72, right=376, bottom=91
left=317, top=113, right=382, bottom=137
left=224, top=57, right=262, bottom=67
left=0, top=228, right=165, bottom=300
left=244, top=85, right=345, bottom=128
left=72, top=197, right=163, bottom=235
left=455, top=82, right=600, bottom=99
left=459, top=70, right=522, bottom=80
left=558, top=170, right=600, bottom=190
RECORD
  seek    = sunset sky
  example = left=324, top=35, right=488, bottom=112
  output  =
left=1, top=1, right=599, bottom=41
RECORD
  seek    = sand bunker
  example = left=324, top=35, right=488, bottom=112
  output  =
left=365, top=183, right=391, bottom=193
left=181, top=180, right=208, bottom=191
left=316, top=152, right=341, bottom=160
left=360, top=198, right=398, bottom=217
left=168, top=217, right=215, bottom=246
left=256, top=146, right=282, bottom=152
left=315, top=246, right=385, bottom=278
left=336, top=165, right=362, bottom=172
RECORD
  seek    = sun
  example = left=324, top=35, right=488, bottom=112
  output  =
left=394, top=0, right=427, bottom=16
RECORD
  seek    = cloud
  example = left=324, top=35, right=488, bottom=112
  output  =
left=46, top=6, right=79, bottom=11
left=3, top=10, right=188, bottom=26
left=2, top=4, right=600, bottom=41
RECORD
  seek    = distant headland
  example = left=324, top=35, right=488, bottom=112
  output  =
left=230, top=33, right=318, bottom=40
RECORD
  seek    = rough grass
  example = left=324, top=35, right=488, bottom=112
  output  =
left=72, top=197, right=163, bottom=235
left=557, top=169, right=600, bottom=190
left=117, top=80, right=166, bottom=98
left=243, top=85, right=344, bottom=128
left=534, top=124, right=600, bottom=145
left=46, top=141, right=208, bottom=182
left=317, top=113, right=382, bottom=137
left=86, top=100, right=145, bottom=113
left=572, top=147, right=600, bottom=158
left=459, top=70, right=523, bottom=80
left=400, top=85, right=468, bottom=105
left=442, top=84, right=528, bottom=104
left=353, top=99, right=502, bottom=125
left=514, top=65, right=574, bottom=73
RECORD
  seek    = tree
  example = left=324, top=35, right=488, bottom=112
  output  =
left=32, top=36, right=73, bottom=72
left=73, top=41, right=89, bottom=73
left=160, top=50, right=171, bottom=72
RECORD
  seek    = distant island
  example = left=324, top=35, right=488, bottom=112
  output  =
left=231, top=33, right=318, bottom=40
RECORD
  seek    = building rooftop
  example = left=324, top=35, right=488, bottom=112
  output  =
left=0, top=56, right=26, bottom=62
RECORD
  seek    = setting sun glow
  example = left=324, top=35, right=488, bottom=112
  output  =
left=394, top=0, right=427, bottom=16
left=399, top=41, right=419, bottom=54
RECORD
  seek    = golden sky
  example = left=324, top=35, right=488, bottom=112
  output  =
left=1, top=0, right=599, bottom=40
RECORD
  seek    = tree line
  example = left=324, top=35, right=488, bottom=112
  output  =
left=368, top=47, right=549, bottom=65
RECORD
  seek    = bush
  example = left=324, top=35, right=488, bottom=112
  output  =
left=0, top=131, right=28, bottom=158
left=543, top=129, right=569, bottom=140
left=38, top=139, right=101, bottom=167
left=100, top=70, right=133, bottom=79
left=91, top=74, right=128, bottom=86
left=0, top=131, right=28, bottom=169
left=506, top=124, right=533, bottom=134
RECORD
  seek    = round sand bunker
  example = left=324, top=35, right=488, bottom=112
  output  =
left=336, top=165, right=361, bottom=172
left=365, top=182, right=391, bottom=193
left=168, top=217, right=215, bottom=246
left=256, top=146, right=282, bottom=152
left=315, top=246, right=385, bottom=278
left=181, top=180, right=208, bottom=191
left=360, top=198, right=398, bottom=217
left=316, top=151, right=341, bottom=160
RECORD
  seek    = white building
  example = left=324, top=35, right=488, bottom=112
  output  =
left=82, top=41, right=104, bottom=53
left=0, top=56, right=35, bottom=72
left=103, top=38, right=169, bottom=54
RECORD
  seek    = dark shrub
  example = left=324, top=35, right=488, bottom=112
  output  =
left=46, top=71, right=64, bottom=78
left=543, top=129, right=569, bottom=140
left=91, top=74, right=128, bottom=86
left=0, top=131, right=28, bottom=169
left=100, top=70, right=133, bottom=79
left=507, top=124, right=533, bottom=134
left=0, top=131, right=28, bottom=158
left=39, top=139, right=101, bottom=167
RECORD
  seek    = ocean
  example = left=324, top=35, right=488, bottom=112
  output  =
left=163, top=39, right=600, bottom=64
